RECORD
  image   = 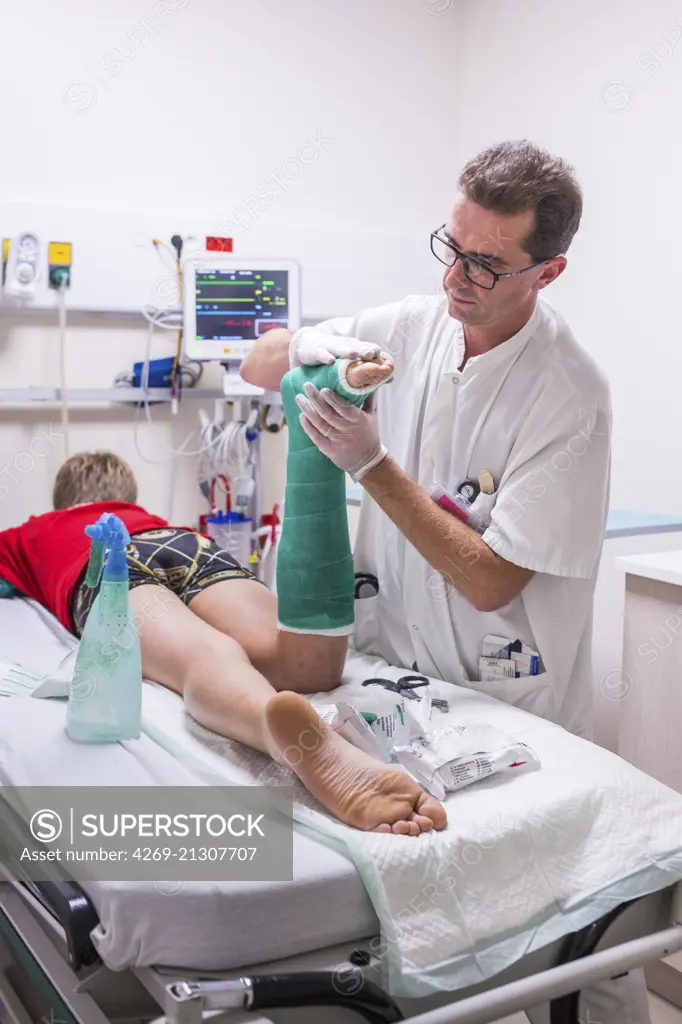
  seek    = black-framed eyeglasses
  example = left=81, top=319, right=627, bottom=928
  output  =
left=430, top=224, right=554, bottom=291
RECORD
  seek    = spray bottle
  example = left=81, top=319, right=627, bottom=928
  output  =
left=66, top=513, right=142, bottom=742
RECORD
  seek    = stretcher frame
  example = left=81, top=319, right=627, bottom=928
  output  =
left=1, top=877, right=682, bottom=1024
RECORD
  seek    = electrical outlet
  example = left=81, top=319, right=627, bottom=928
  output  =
left=49, top=266, right=71, bottom=289
left=48, top=241, right=72, bottom=290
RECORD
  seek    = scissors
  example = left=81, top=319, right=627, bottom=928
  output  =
left=362, top=674, right=449, bottom=712
left=354, top=572, right=380, bottom=599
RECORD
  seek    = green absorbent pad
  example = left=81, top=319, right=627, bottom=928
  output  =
left=277, top=358, right=380, bottom=634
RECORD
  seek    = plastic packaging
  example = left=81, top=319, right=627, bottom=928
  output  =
left=395, top=723, right=541, bottom=801
left=312, top=696, right=433, bottom=763
left=0, top=662, right=43, bottom=696
left=313, top=702, right=390, bottom=762
left=66, top=513, right=142, bottom=742
left=205, top=510, right=253, bottom=568
left=370, top=694, right=433, bottom=752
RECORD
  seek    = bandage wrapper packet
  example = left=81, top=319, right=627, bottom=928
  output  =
left=312, top=700, right=541, bottom=800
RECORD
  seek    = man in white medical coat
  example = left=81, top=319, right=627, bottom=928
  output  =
left=242, top=140, right=650, bottom=1024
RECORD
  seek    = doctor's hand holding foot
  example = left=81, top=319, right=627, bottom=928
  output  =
left=295, top=355, right=394, bottom=481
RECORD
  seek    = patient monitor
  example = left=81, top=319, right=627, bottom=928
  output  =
left=182, top=255, right=300, bottom=397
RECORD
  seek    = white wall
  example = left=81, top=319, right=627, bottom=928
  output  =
left=453, top=0, right=682, bottom=515
left=5, top=0, right=677, bottom=546
left=3, top=0, right=461, bottom=233
left=0, top=0, right=460, bottom=529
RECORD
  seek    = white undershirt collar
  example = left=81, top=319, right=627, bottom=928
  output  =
left=445, top=300, right=542, bottom=377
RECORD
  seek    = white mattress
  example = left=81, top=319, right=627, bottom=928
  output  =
left=0, top=696, right=378, bottom=971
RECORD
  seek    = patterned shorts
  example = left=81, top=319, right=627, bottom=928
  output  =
left=71, top=528, right=260, bottom=637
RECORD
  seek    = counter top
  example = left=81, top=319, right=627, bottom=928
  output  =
left=606, top=510, right=682, bottom=538
left=615, top=549, right=682, bottom=587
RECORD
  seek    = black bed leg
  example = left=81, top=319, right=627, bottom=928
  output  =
left=549, top=898, right=645, bottom=1024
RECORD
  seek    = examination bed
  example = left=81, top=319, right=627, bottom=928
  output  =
left=2, top=597, right=682, bottom=1024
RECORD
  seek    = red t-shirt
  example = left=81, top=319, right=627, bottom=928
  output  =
left=0, top=503, right=169, bottom=633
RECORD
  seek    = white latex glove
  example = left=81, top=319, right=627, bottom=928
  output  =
left=289, top=326, right=381, bottom=369
left=295, top=382, right=387, bottom=481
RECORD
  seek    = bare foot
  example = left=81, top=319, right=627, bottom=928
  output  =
left=265, top=691, right=447, bottom=836
left=346, top=355, right=394, bottom=390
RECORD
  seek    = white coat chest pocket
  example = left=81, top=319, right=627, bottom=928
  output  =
left=466, top=671, right=552, bottom=721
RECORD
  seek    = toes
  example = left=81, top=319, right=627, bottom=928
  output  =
left=372, top=823, right=393, bottom=834
left=411, top=812, right=435, bottom=832
left=390, top=821, right=409, bottom=835
left=416, top=792, right=448, bottom=831
left=391, top=820, right=421, bottom=837
left=347, top=359, right=393, bottom=389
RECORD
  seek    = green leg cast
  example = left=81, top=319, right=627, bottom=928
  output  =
left=277, top=358, right=379, bottom=634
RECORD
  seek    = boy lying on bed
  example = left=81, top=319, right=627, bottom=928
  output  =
left=0, top=355, right=446, bottom=838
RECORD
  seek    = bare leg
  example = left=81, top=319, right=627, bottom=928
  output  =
left=132, top=584, right=276, bottom=754
left=130, top=586, right=447, bottom=834
left=189, top=579, right=347, bottom=693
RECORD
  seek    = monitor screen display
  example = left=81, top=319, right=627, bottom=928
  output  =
left=194, top=268, right=290, bottom=341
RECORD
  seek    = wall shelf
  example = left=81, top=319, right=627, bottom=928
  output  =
left=0, top=387, right=225, bottom=405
